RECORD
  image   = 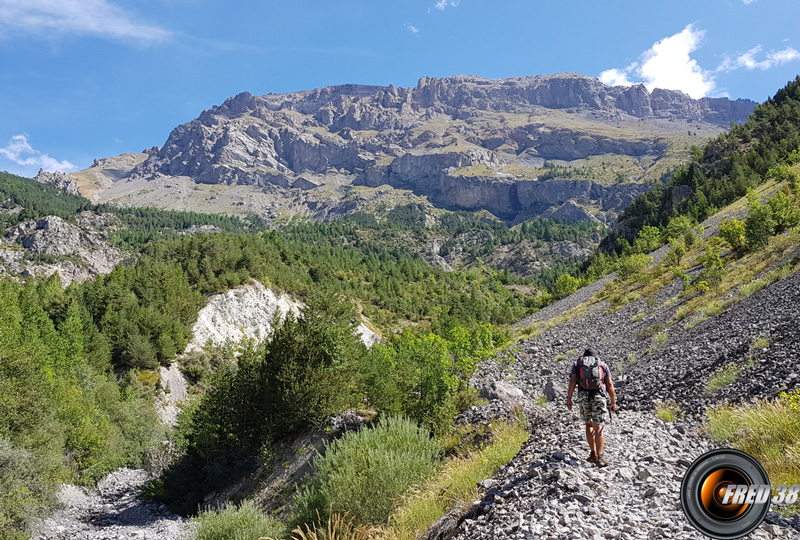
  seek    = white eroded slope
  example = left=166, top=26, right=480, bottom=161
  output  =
left=186, top=279, right=380, bottom=353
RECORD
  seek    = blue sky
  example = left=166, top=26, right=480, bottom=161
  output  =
left=1, top=0, right=799, bottom=177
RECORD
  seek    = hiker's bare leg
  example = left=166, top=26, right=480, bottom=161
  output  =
left=592, top=423, right=605, bottom=455
left=585, top=423, right=596, bottom=453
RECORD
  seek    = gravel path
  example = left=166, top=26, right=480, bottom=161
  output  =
left=32, top=468, right=194, bottom=540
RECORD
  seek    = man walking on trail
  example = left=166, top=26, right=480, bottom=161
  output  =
left=566, top=348, right=617, bottom=467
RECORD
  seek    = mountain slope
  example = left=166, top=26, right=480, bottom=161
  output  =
left=74, top=73, right=755, bottom=225
left=610, top=75, right=800, bottom=246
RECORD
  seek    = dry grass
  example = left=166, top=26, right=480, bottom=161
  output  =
left=706, top=395, right=800, bottom=516
left=384, top=421, right=528, bottom=540
left=264, top=510, right=382, bottom=540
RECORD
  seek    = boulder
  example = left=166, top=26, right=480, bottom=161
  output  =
left=479, top=381, right=526, bottom=410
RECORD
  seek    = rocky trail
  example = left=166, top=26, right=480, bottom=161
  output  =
left=33, top=469, right=194, bottom=540
left=452, top=257, right=800, bottom=539
left=449, top=406, right=798, bottom=540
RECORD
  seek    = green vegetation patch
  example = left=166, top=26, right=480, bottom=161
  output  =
left=705, top=364, right=742, bottom=394
left=387, top=421, right=528, bottom=540
left=196, top=500, right=285, bottom=540
left=655, top=401, right=684, bottom=423
left=292, top=415, right=442, bottom=527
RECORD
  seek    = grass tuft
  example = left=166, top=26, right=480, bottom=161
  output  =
left=655, top=401, right=684, bottom=422
left=705, top=365, right=741, bottom=394
left=274, top=510, right=382, bottom=540
left=706, top=393, right=800, bottom=516
left=741, top=264, right=794, bottom=297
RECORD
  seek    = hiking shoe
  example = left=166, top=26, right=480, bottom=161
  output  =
left=588, top=451, right=598, bottom=463
left=596, top=453, right=610, bottom=468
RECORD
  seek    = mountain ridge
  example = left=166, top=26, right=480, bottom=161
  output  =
left=73, top=73, right=756, bottom=225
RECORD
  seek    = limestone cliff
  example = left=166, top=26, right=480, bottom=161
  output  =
left=78, top=73, right=757, bottom=224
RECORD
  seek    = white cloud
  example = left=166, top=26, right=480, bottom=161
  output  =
left=599, top=65, right=637, bottom=87
left=718, top=46, right=800, bottom=71
left=405, top=23, right=420, bottom=35
left=743, top=0, right=757, bottom=4
left=0, top=134, right=76, bottom=173
left=435, top=0, right=460, bottom=10
left=0, top=0, right=171, bottom=44
left=599, top=24, right=715, bottom=98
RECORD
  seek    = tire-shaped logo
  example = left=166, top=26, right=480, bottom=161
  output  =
left=681, top=449, right=771, bottom=539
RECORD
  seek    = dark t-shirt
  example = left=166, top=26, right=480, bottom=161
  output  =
left=570, top=357, right=610, bottom=395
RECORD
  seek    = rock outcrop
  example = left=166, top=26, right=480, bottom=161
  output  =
left=34, top=169, right=79, bottom=195
left=82, top=73, right=757, bottom=224
left=185, top=280, right=303, bottom=353
left=1, top=215, right=126, bottom=285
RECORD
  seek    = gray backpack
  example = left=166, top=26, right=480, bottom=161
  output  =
left=577, top=356, right=604, bottom=391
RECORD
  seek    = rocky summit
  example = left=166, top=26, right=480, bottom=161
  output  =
left=73, top=73, right=756, bottom=225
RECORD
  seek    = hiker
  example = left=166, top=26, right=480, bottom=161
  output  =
left=566, top=348, right=617, bottom=467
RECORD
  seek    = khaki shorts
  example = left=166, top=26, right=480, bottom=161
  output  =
left=577, top=390, right=608, bottom=425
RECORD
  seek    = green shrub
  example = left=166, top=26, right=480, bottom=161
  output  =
left=293, top=415, right=441, bottom=527
left=768, top=190, right=800, bottom=233
left=695, top=243, right=725, bottom=285
left=745, top=190, right=776, bottom=250
left=0, top=438, right=61, bottom=536
left=719, top=219, right=746, bottom=252
left=616, top=253, right=652, bottom=280
left=767, top=164, right=799, bottom=186
left=633, top=225, right=663, bottom=254
left=663, top=236, right=687, bottom=267
left=664, top=216, right=703, bottom=247
left=196, top=500, right=285, bottom=540
left=553, top=273, right=581, bottom=298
